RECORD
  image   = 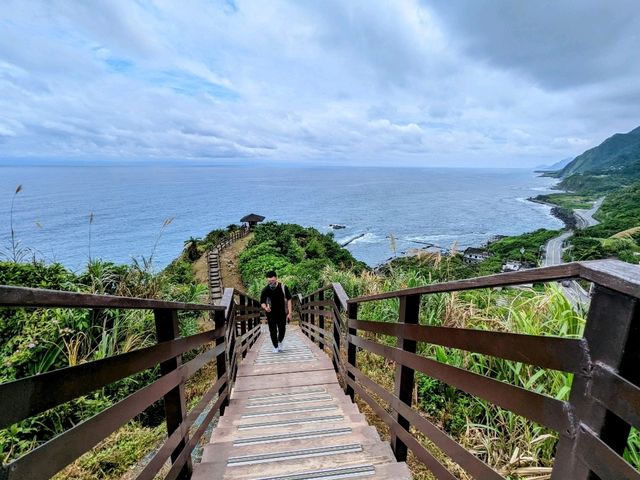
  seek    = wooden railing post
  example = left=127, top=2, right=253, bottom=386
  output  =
left=214, top=308, right=229, bottom=415
left=247, top=298, right=254, bottom=343
left=301, top=296, right=307, bottom=327
left=391, top=294, right=421, bottom=462
left=552, top=285, right=640, bottom=479
left=253, top=299, right=260, bottom=346
left=239, top=295, right=247, bottom=357
left=332, top=299, right=341, bottom=376
left=154, top=308, right=192, bottom=479
left=310, top=293, right=316, bottom=332
left=346, top=302, right=358, bottom=401
left=318, top=290, right=325, bottom=351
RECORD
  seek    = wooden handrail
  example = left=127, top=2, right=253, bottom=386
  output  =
left=0, top=285, right=225, bottom=310
left=348, top=260, right=639, bottom=303
left=0, top=283, right=261, bottom=480
left=298, top=258, right=640, bottom=479
left=348, top=262, right=582, bottom=303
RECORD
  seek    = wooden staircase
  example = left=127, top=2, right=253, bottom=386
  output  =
left=208, top=228, right=250, bottom=304
left=208, top=249, right=223, bottom=303
left=193, top=327, right=411, bottom=479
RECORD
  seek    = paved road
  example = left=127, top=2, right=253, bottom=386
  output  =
left=542, top=197, right=604, bottom=309
left=543, top=231, right=574, bottom=266
left=574, top=197, right=605, bottom=229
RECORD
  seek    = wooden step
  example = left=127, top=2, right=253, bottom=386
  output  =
left=195, top=442, right=398, bottom=480
left=208, top=425, right=378, bottom=447
left=205, top=426, right=382, bottom=459
left=194, top=461, right=411, bottom=480
left=192, top=328, right=412, bottom=480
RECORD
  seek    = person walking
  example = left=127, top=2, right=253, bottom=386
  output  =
left=260, top=270, right=292, bottom=353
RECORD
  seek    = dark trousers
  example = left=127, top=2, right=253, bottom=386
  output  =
left=268, top=315, right=286, bottom=348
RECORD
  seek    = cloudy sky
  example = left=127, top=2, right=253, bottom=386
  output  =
left=1, top=1, right=639, bottom=167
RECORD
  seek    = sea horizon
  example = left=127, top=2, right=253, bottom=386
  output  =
left=0, top=164, right=563, bottom=271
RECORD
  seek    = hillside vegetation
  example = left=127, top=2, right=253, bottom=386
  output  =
left=569, top=183, right=640, bottom=263
left=535, top=125, right=640, bottom=264
left=0, top=224, right=241, bottom=478
left=238, top=222, right=366, bottom=296
left=238, top=222, right=639, bottom=478
left=558, top=125, right=640, bottom=179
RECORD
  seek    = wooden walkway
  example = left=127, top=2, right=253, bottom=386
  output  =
left=193, top=326, right=411, bottom=479
left=208, top=249, right=223, bottom=303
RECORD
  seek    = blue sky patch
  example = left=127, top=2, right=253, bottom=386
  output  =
left=105, top=58, right=135, bottom=73
left=148, top=70, right=238, bottom=100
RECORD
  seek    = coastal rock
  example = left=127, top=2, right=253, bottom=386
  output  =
left=550, top=206, right=577, bottom=230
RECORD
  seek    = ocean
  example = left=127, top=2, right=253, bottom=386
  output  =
left=0, top=164, right=563, bottom=271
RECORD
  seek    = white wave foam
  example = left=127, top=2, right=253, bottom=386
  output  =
left=340, top=232, right=380, bottom=245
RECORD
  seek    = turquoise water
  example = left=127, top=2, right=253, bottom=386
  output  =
left=0, top=165, right=562, bottom=270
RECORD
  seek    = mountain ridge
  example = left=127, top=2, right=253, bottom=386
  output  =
left=559, top=126, right=640, bottom=177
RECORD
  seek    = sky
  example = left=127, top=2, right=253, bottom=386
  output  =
left=1, top=1, right=639, bottom=167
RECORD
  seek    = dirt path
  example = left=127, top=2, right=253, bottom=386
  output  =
left=219, top=233, right=254, bottom=291
left=192, top=233, right=254, bottom=300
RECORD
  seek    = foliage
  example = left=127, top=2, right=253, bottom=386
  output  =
left=239, top=222, right=366, bottom=296
left=199, top=224, right=241, bottom=252
left=558, top=170, right=637, bottom=194
left=567, top=182, right=640, bottom=263
left=534, top=193, right=596, bottom=210
left=0, top=241, right=207, bottom=469
left=322, top=255, right=600, bottom=474
left=592, top=182, right=640, bottom=234
left=487, top=229, right=559, bottom=265
left=184, top=236, right=202, bottom=262
left=0, top=261, right=78, bottom=291
left=52, top=422, right=165, bottom=480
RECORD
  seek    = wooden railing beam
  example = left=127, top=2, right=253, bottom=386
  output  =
left=215, top=308, right=229, bottom=414
left=346, top=302, right=358, bottom=401
left=154, top=308, right=192, bottom=480
left=390, top=294, right=420, bottom=462
left=318, top=290, right=325, bottom=351
left=552, top=285, right=640, bottom=480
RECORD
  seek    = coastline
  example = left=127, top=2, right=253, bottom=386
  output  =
left=527, top=196, right=576, bottom=230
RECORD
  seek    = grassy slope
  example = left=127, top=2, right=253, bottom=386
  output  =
left=0, top=225, right=241, bottom=478
left=569, top=183, right=640, bottom=263
left=237, top=222, right=640, bottom=476
left=559, top=126, right=640, bottom=177
left=536, top=181, right=640, bottom=263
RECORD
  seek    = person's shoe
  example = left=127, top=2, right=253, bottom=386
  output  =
left=272, top=346, right=279, bottom=353
left=277, top=344, right=283, bottom=352
left=279, top=340, right=285, bottom=350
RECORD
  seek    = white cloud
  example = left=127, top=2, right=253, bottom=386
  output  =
left=0, top=0, right=638, bottom=166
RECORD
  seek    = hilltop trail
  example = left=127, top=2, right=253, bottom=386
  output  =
left=219, top=233, right=254, bottom=291
left=193, top=233, right=254, bottom=297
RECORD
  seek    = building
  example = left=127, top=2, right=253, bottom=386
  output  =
left=501, top=260, right=536, bottom=272
left=240, top=213, right=265, bottom=230
left=463, top=247, right=490, bottom=264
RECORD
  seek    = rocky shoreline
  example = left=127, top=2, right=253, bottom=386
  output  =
left=528, top=196, right=576, bottom=230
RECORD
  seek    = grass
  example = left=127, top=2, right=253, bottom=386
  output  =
left=3, top=195, right=639, bottom=479
left=53, top=422, right=166, bottom=480
left=535, top=193, right=596, bottom=210
left=318, top=255, right=640, bottom=477
left=0, top=214, right=220, bottom=476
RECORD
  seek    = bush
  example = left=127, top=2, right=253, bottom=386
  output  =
left=238, top=223, right=366, bottom=295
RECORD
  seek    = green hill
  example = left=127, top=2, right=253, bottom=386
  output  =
left=549, top=126, right=640, bottom=193
left=559, top=126, right=640, bottom=177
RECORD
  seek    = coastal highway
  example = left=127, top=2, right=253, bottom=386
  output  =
left=543, top=231, right=573, bottom=266
left=543, top=197, right=604, bottom=308
left=543, top=196, right=605, bottom=267
left=574, top=197, right=605, bottom=229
